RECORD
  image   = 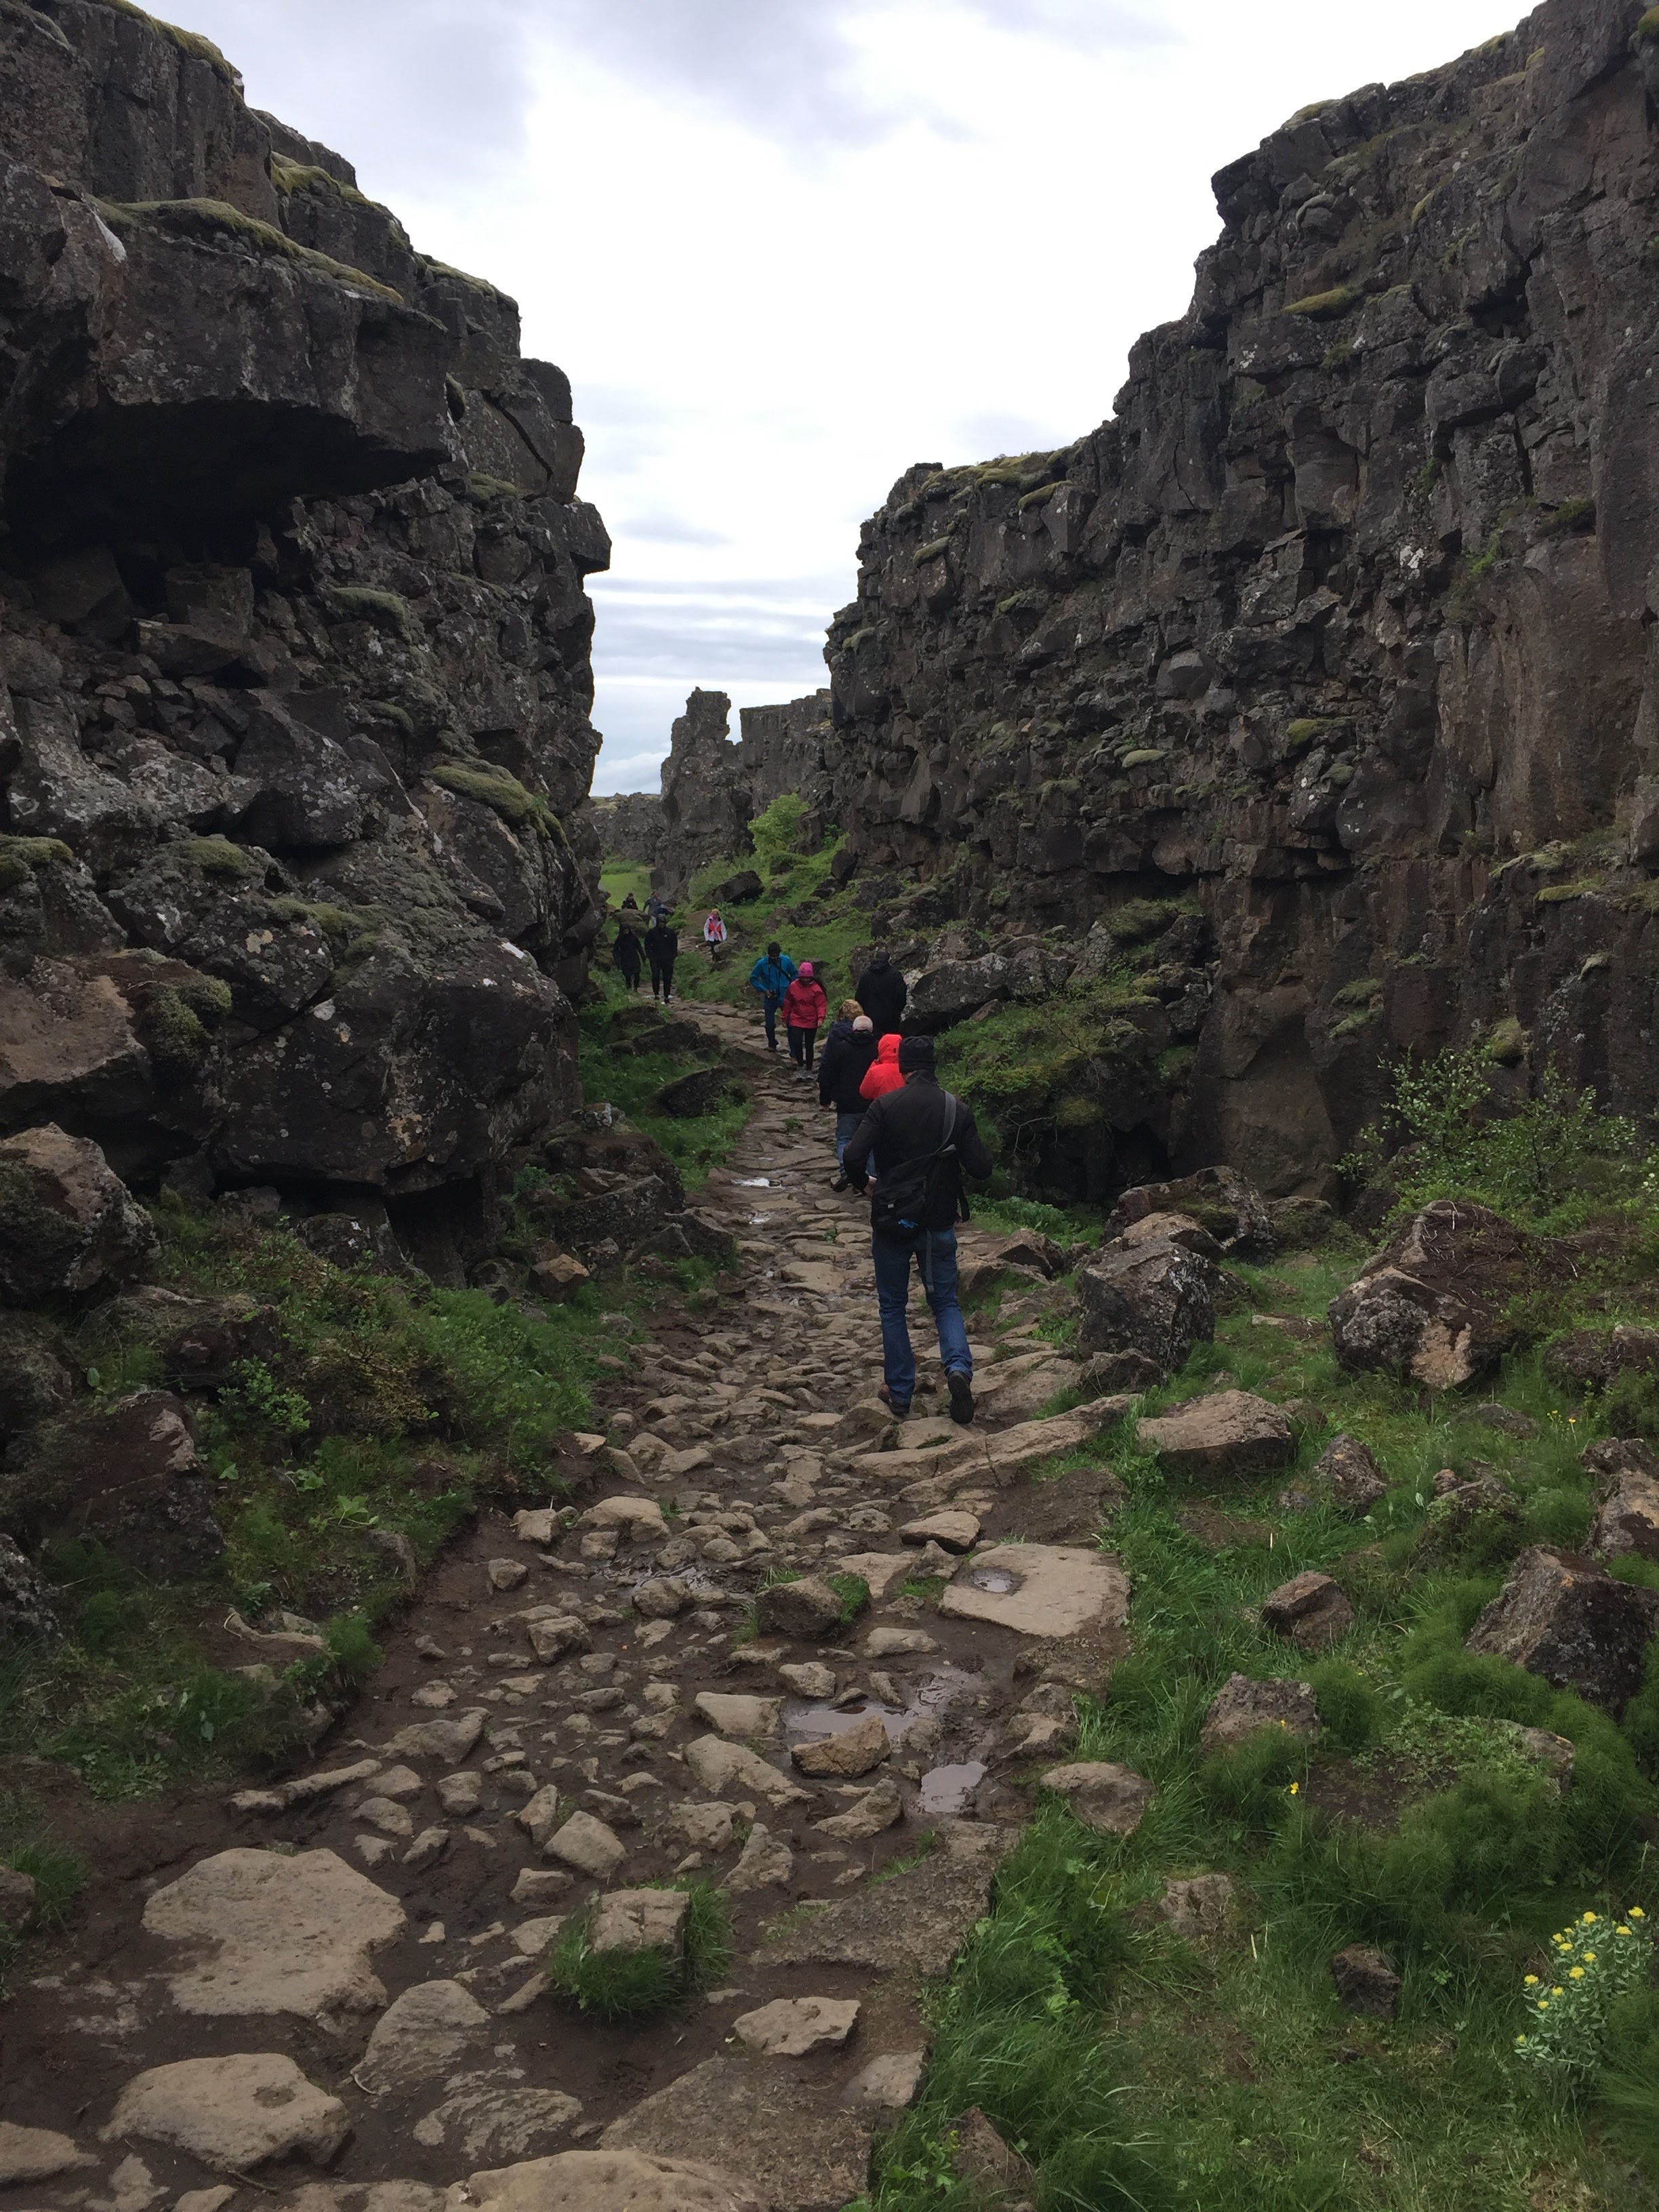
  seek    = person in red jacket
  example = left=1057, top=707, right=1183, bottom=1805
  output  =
left=782, top=961, right=828, bottom=1074
left=859, top=1031, right=904, bottom=1101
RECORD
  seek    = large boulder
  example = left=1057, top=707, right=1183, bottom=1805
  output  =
left=1260, top=1570, right=1355, bottom=1651
left=1077, top=1235, right=1220, bottom=1374
left=1328, top=1202, right=1536, bottom=1390
left=1198, top=1673, right=1320, bottom=1755
left=1585, top=1439, right=1659, bottom=1561
left=0, top=1126, right=157, bottom=1309
left=87, top=1286, right=282, bottom=1392
left=1104, top=1167, right=1275, bottom=1259
left=905, top=951, right=1012, bottom=1030
left=1544, top=1324, right=1659, bottom=1395
left=1136, top=1390, right=1294, bottom=1479
left=1312, top=1433, right=1387, bottom=1514
left=1465, top=1546, right=1659, bottom=1715
left=0, top=1313, right=77, bottom=1443
left=0, top=1390, right=224, bottom=1579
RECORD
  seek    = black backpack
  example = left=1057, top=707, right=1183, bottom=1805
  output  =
left=869, top=1092, right=969, bottom=1242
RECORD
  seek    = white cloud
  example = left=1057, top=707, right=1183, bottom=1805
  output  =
left=179, top=0, right=1515, bottom=794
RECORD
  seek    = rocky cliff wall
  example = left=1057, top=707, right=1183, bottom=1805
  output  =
left=591, top=791, right=664, bottom=867
left=819, top=0, right=1659, bottom=1195
left=0, top=0, right=609, bottom=1236
left=626, top=684, right=834, bottom=896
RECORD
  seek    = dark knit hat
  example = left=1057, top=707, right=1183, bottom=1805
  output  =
left=898, top=1034, right=935, bottom=1073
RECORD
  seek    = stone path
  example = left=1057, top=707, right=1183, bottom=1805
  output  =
left=1, top=1002, right=1134, bottom=2212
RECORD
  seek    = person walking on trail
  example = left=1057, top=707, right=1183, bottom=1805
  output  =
left=644, top=915, right=678, bottom=1003
left=613, top=916, right=644, bottom=991
left=859, top=1030, right=904, bottom=1101
left=855, top=948, right=907, bottom=1034
left=646, top=891, right=670, bottom=926
left=747, top=941, right=798, bottom=1052
left=843, top=1033, right=993, bottom=1425
left=702, top=909, right=726, bottom=961
left=783, top=962, right=827, bottom=1074
left=819, top=1006, right=876, bottom=1189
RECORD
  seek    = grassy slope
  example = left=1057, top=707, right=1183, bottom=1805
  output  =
left=860, top=1231, right=1659, bottom=2212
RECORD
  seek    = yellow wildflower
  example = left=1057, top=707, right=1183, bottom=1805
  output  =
left=1538, top=2000, right=1551, bottom=2009
left=1552, top=1986, right=1564, bottom=1996
left=1523, top=1975, right=1539, bottom=1986
left=1583, top=1912, right=1598, bottom=1924
left=1618, top=1925, right=1633, bottom=1936
left=1631, top=1906, right=1646, bottom=1919
left=1288, top=1782, right=1299, bottom=1796
left=1570, top=1967, right=1586, bottom=1979
left=1584, top=1951, right=1597, bottom=1963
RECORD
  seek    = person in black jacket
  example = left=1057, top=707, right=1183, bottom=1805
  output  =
left=613, top=919, right=643, bottom=991
left=643, top=918, right=678, bottom=1002
left=842, top=1033, right=994, bottom=1424
left=853, top=949, right=907, bottom=1033
left=817, top=1006, right=877, bottom=1188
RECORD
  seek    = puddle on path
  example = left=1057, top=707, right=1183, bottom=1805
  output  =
left=964, top=1565, right=1020, bottom=1595
left=782, top=1664, right=975, bottom=1746
left=918, top=1760, right=987, bottom=1815
left=735, top=1176, right=771, bottom=1187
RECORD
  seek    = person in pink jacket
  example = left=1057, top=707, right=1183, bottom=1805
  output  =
left=782, top=962, right=828, bottom=1074
left=859, top=1031, right=904, bottom=1100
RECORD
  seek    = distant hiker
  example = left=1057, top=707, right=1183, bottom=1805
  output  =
left=843, top=1033, right=994, bottom=1424
left=859, top=1031, right=904, bottom=1101
left=644, top=916, right=678, bottom=1002
left=783, top=962, right=827, bottom=1074
left=819, top=1006, right=877, bottom=1189
left=747, top=941, right=798, bottom=1052
left=703, top=909, right=727, bottom=958
left=855, top=949, right=907, bottom=1034
left=617, top=893, right=649, bottom=935
left=613, top=918, right=644, bottom=991
left=646, top=891, right=670, bottom=927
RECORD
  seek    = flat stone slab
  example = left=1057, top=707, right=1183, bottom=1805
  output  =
left=142, top=1847, right=407, bottom=2017
left=456, top=2150, right=767, bottom=2212
left=831, top=1551, right=912, bottom=1598
left=590, top=1889, right=689, bottom=1957
left=104, top=2054, right=349, bottom=2167
left=0, top=2123, right=94, bottom=2185
left=939, top=1543, right=1128, bottom=1639
left=602, top=2055, right=869, bottom=2212
left=759, top=1827, right=1015, bottom=1978
left=694, top=1692, right=782, bottom=1740
left=733, top=1995, right=860, bottom=2057
left=359, top=1980, right=490, bottom=2095
left=1038, top=1761, right=1155, bottom=1836
left=687, top=1735, right=810, bottom=1807
left=1135, top=1390, right=1294, bottom=1479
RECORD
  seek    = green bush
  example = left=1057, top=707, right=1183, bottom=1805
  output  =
left=1307, top=1658, right=1386, bottom=1752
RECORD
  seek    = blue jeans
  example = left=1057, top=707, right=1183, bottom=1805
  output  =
left=834, top=1110, right=863, bottom=1165
left=871, top=1227, right=972, bottom=1408
left=760, top=993, right=782, bottom=1044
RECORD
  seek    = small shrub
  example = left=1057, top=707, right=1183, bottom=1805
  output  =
left=549, top=1881, right=730, bottom=2020
left=829, top=1572, right=871, bottom=1622
left=1307, top=1659, right=1386, bottom=1752
left=1514, top=1907, right=1654, bottom=2082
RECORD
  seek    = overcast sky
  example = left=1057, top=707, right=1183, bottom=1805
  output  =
left=184, top=0, right=1513, bottom=793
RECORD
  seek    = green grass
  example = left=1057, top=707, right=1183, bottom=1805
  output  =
left=600, top=859, right=653, bottom=907
left=577, top=972, right=753, bottom=1187
left=548, top=1880, right=731, bottom=2020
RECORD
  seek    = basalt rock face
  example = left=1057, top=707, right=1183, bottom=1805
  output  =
left=0, top=0, right=609, bottom=1214
left=635, top=687, right=834, bottom=896
left=819, top=0, right=1659, bottom=1193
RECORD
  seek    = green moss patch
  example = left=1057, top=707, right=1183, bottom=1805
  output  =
left=432, top=762, right=562, bottom=841
left=1283, top=283, right=1362, bottom=320
left=100, top=198, right=401, bottom=302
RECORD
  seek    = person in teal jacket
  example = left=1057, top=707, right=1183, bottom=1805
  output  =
left=747, top=941, right=797, bottom=1052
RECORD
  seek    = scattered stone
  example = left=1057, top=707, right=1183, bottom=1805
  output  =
left=0, top=1866, right=39, bottom=1928
left=1477, top=1402, right=1540, bottom=1440
left=659, top=1801, right=737, bottom=1853
left=516, top=1784, right=563, bottom=1851
left=589, top=1889, right=689, bottom=1957
left=1465, top=1546, right=1659, bottom=1715
left=142, top=1847, right=406, bottom=2016
left=1160, top=1874, right=1236, bottom=1940
left=1313, top=1433, right=1387, bottom=1514
left=814, top=1777, right=903, bottom=1840
left=762, top=1828, right=1014, bottom=1978
left=1039, top=1761, right=1155, bottom=1836
left=833, top=1551, right=912, bottom=1599
left=355, top=1795, right=415, bottom=1839
left=1589, top=1454, right=1659, bottom=1561
left=1330, top=1944, right=1401, bottom=2020
left=529, top=1615, right=591, bottom=1664
left=512, top=1868, right=575, bottom=1906
left=734, top=1996, right=860, bottom=2057
left=404, top=1828, right=451, bottom=1869
left=382, top=1710, right=487, bottom=1764
left=415, top=2083, right=582, bottom=2163
left=792, top=1711, right=890, bottom=1778
left=939, top=1542, right=1128, bottom=1639
left=103, top=2054, right=349, bottom=2168
left=726, top=1822, right=795, bottom=1892
left=514, top=1509, right=559, bottom=1545
left=0, top=2123, right=95, bottom=2184
left=438, top=1772, right=485, bottom=1817
left=901, top=1510, right=980, bottom=1552
left=695, top=1691, right=782, bottom=1739
left=0, top=1123, right=157, bottom=1309
left=757, top=1575, right=846, bottom=1637
left=357, top=1980, right=491, bottom=2095
left=951, top=2106, right=1034, bottom=2199
left=1136, top=1390, right=1294, bottom=1479
left=843, top=2051, right=927, bottom=2111
left=1260, top=1570, right=1356, bottom=1652
left=0, top=1532, right=58, bottom=1649
left=511, top=1915, right=567, bottom=1956
left=1517, top=1727, right=1577, bottom=1790
left=547, top=1811, right=628, bottom=1879
left=779, top=1662, right=836, bottom=1698
left=1328, top=1202, right=1532, bottom=1389
left=687, top=1735, right=809, bottom=1807
left=632, top=1578, right=692, bottom=1618
left=582, top=1496, right=670, bottom=1541
left=457, top=2149, right=767, bottom=2212
left=1076, top=1234, right=1220, bottom=1375
left=175, top=2189, right=236, bottom=2212
left=1199, top=1673, right=1321, bottom=1757
left=489, top=1559, right=530, bottom=1592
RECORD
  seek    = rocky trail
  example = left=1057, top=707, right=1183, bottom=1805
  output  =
left=1, top=1005, right=1138, bottom=2212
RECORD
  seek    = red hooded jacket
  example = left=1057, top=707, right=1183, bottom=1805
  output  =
left=859, top=1032, right=905, bottom=1100
left=782, top=977, right=827, bottom=1030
